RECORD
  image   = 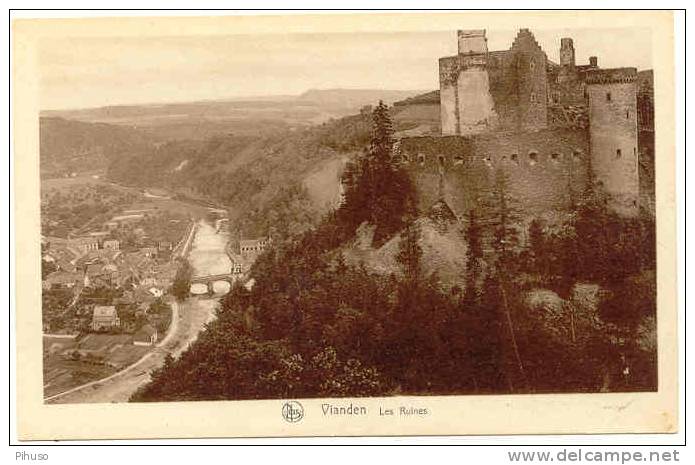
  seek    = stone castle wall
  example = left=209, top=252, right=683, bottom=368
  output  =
left=433, top=29, right=645, bottom=218
left=398, top=128, right=590, bottom=219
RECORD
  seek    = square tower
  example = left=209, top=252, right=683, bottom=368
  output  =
left=457, top=30, right=487, bottom=55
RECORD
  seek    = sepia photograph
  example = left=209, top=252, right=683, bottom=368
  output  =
left=12, top=10, right=679, bottom=440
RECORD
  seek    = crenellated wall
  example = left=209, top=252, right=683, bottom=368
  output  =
left=399, top=128, right=590, bottom=219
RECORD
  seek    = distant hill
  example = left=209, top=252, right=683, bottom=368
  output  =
left=40, top=117, right=155, bottom=178
left=296, top=89, right=426, bottom=109
left=39, top=90, right=435, bottom=237
left=41, top=89, right=425, bottom=141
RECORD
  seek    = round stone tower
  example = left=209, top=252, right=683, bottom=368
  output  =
left=586, top=68, right=640, bottom=217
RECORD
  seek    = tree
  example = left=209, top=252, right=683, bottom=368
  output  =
left=462, top=209, right=483, bottom=309
left=171, top=259, right=193, bottom=302
left=396, top=220, right=423, bottom=285
left=337, top=101, right=416, bottom=245
left=527, top=218, right=547, bottom=277
left=481, top=168, right=529, bottom=392
left=487, top=168, right=522, bottom=270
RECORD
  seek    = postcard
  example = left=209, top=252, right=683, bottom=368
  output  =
left=12, top=10, right=678, bottom=440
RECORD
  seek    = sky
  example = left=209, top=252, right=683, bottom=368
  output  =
left=39, top=27, right=653, bottom=111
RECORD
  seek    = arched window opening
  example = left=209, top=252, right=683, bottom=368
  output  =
left=616, top=149, right=622, bottom=159
left=528, top=151, right=538, bottom=165
left=606, top=92, right=612, bottom=102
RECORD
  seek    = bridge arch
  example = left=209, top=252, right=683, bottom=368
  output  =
left=189, top=273, right=235, bottom=295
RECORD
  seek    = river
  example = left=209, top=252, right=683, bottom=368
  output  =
left=188, top=220, right=232, bottom=278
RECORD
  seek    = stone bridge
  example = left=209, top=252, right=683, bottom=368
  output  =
left=189, top=273, right=235, bottom=295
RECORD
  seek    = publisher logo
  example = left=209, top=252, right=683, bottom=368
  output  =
left=282, top=401, right=304, bottom=423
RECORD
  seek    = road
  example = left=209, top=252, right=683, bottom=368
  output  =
left=45, top=298, right=217, bottom=404
left=45, top=220, right=226, bottom=404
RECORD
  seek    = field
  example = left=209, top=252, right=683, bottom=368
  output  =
left=43, top=334, right=151, bottom=398
left=40, top=175, right=217, bottom=239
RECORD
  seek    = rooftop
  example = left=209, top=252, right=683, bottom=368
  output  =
left=93, top=305, right=117, bottom=318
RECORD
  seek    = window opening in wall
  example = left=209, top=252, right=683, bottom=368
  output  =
left=551, top=153, right=560, bottom=161
left=606, top=92, right=612, bottom=102
left=626, top=110, right=630, bottom=119
left=529, top=58, right=535, bottom=70
left=438, top=155, right=445, bottom=165
left=528, top=151, right=538, bottom=165
left=616, top=149, right=622, bottom=159
left=403, top=155, right=409, bottom=162
left=573, top=150, right=582, bottom=160
left=418, top=155, right=425, bottom=164
left=511, top=153, right=519, bottom=163
left=530, top=93, right=536, bottom=103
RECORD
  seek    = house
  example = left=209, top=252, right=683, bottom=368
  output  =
left=239, top=236, right=272, bottom=255
left=133, top=325, right=158, bottom=346
left=43, top=271, right=80, bottom=289
left=55, top=259, right=77, bottom=273
left=140, top=247, right=158, bottom=258
left=102, top=239, right=120, bottom=251
left=148, top=287, right=164, bottom=298
left=44, top=243, right=80, bottom=268
left=69, top=237, right=99, bottom=254
left=157, top=241, right=172, bottom=251
left=91, top=305, right=121, bottom=331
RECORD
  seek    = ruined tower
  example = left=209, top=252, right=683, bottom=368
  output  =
left=439, top=30, right=498, bottom=135
left=560, top=38, right=576, bottom=68
left=586, top=68, right=640, bottom=216
left=510, top=29, right=548, bottom=131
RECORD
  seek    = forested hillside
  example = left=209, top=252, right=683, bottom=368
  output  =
left=107, top=112, right=373, bottom=240
left=131, top=103, right=657, bottom=402
left=39, top=117, right=155, bottom=178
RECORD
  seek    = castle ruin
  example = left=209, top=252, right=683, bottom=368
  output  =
left=398, top=28, right=654, bottom=220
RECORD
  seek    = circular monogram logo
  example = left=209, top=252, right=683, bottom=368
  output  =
left=281, top=401, right=304, bottom=423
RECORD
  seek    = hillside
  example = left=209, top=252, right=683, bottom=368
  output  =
left=105, top=111, right=374, bottom=239
left=39, top=117, right=155, bottom=178
left=41, top=90, right=441, bottom=239
left=130, top=102, right=657, bottom=402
